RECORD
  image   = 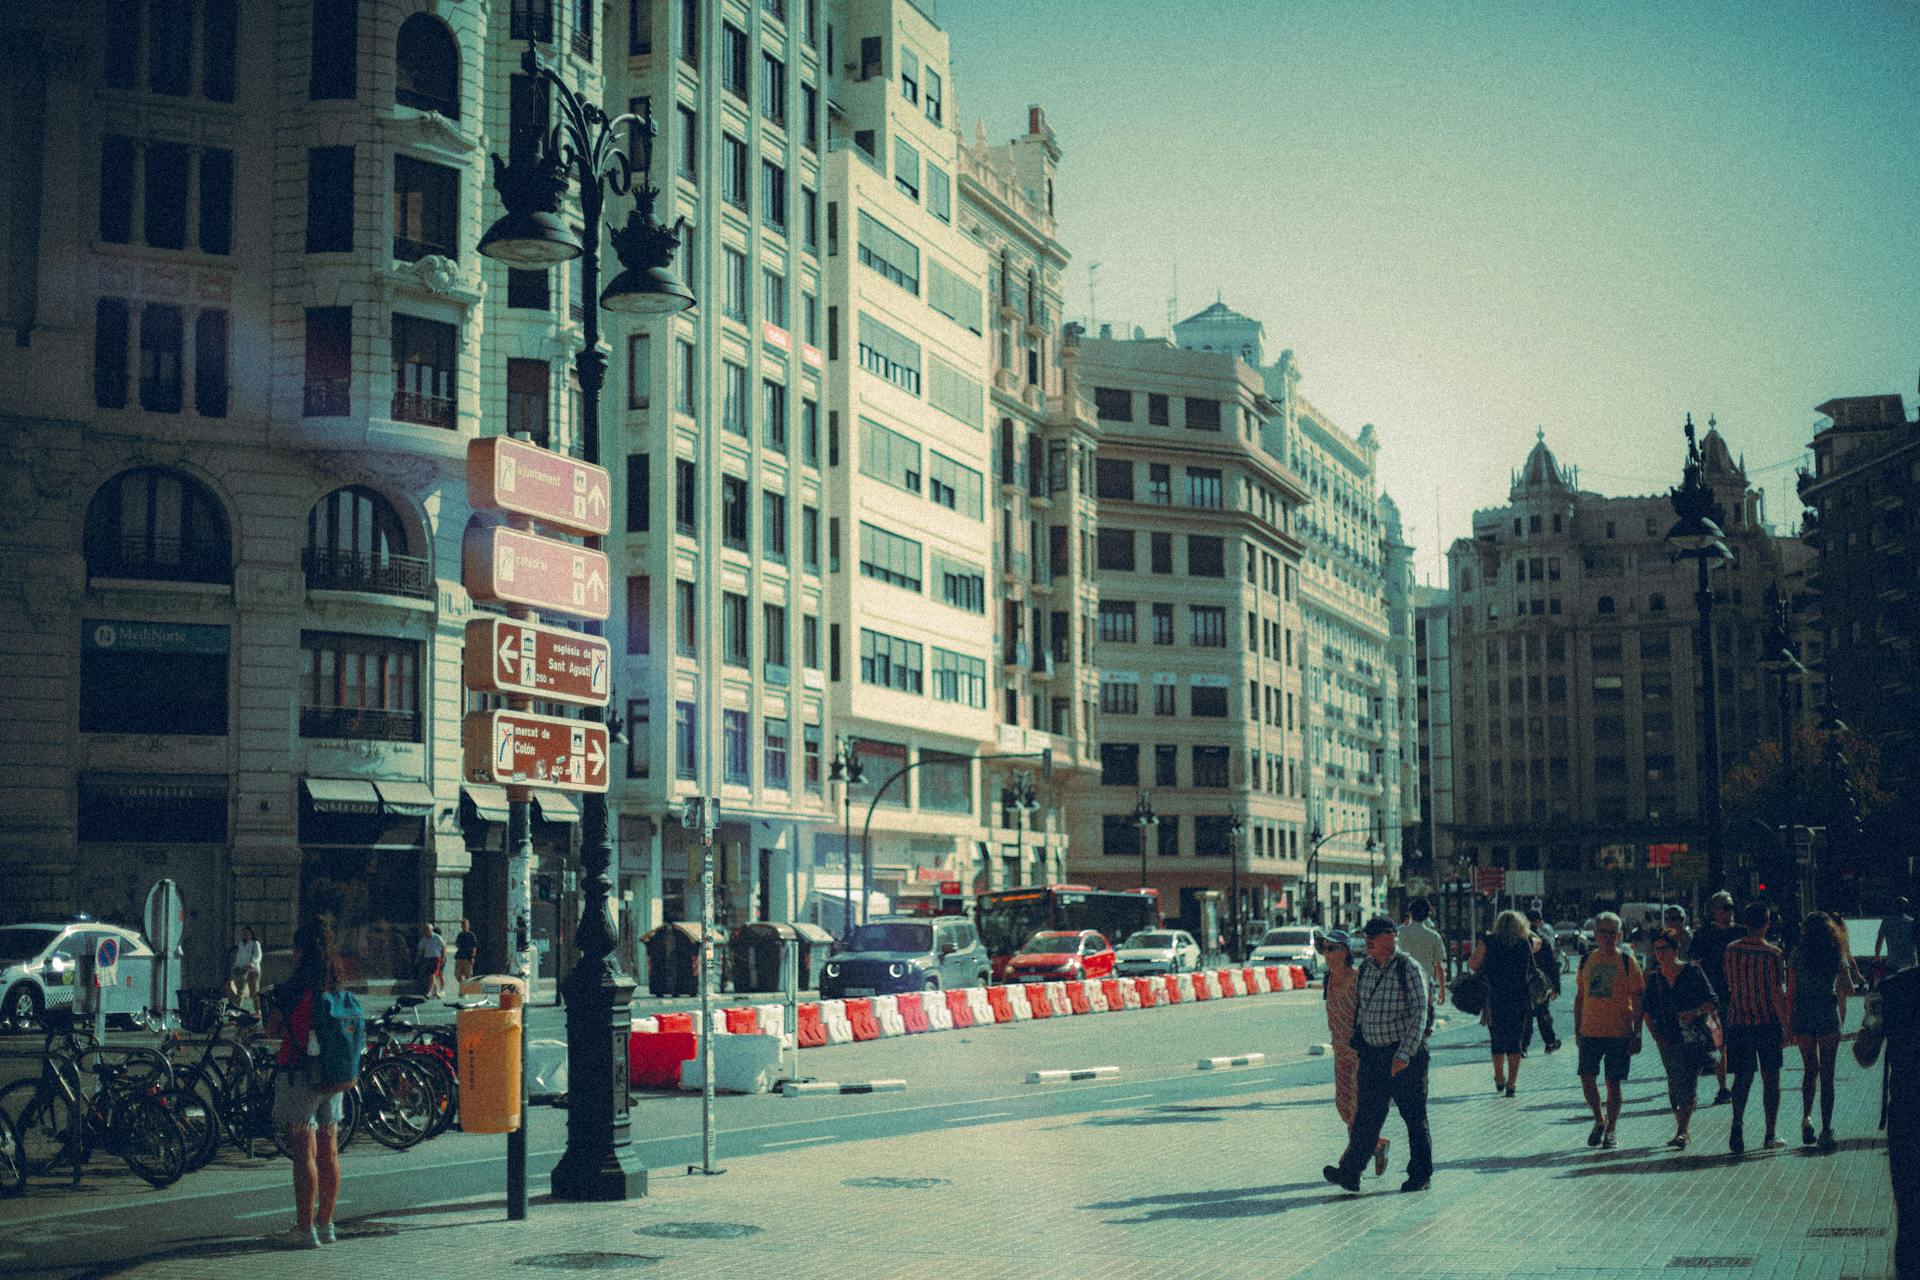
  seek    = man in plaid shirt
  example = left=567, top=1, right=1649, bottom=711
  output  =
left=1325, top=916, right=1434, bottom=1193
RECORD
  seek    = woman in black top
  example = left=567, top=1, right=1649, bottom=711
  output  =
left=1470, top=909, right=1539, bottom=1096
left=1642, top=928, right=1717, bottom=1151
left=453, top=918, right=478, bottom=985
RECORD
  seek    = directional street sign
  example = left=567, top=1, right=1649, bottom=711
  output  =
left=464, top=525, right=611, bottom=620
left=468, top=436, right=612, bottom=537
left=463, top=709, right=611, bottom=792
left=464, top=617, right=611, bottom=707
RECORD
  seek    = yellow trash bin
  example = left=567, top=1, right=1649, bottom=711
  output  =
left=457, top=975, right=527, bottom=1134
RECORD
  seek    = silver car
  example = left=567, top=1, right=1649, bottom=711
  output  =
left=1112, top=929, right=1202, bottom=975
left=0, top=921, right=155, bottom=1027
left=1249, top=926, right=1324, bottom=979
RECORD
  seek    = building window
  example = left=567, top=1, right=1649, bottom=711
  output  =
left=1184, top=397, right=1221, bottom=431
left=1186, top=468, right=1222, bottom=508
left=676, top=339, right=698, bottom=412
left=720, top=475, right=749, bottom=550
left=506, top=358, right=550, bottom=445
left=675, top=104, right=698, bottom=180
left=763, top=270, right=788, bottom=332
left=804, top=724, right=823, bottom=791
left=1187, top=535, right=1224, bottom=577
left=1150, top=603, right=1174, bottom=645
left=1096, top=528, right=1135, bottom=572
left=721, top=592, right=750, bottom=666
left=1100, top=743, right=1140, bottom=787
left=508, top=268, right=550, bottom=309
left=722, top=709, right=752, bottom=783
left=300, top=632, right=421, bottom=741
left=722, top=247, right=748, bottom=320
left=674, top=701, right=697, bottom=779
left=1100, top=679, right=1139, bottom=715
left=801, top=505, right=820, bottom=572
left=394, top=14, right=460, bottom=118
left=303, top=306, right=351, bottom=417
left=764, top=717, right=790, bottom=790
left=83, top=466, right=232, bottom=584
left=1095, top=458, right=1133, bottom=500
left=859, top=628, right=923, bottom=693
left=675, top=458, right=696, bottom=533
left=199, top=149, right=233, bottom=254
left=310, top=0, right=359, bottom=100
left=1094, top=387, right=1131, bottom=421
left=763, top=490, right=788, bottom=562
left=194, top=310, right=229, bottom=417
left=1190, top=605, right=1226, bottom=648
left=93, top=299, right=129, bottom=408
left=761, top=51, right=786, bottom=124
left=1097, top=600, right=1137, bottom=644
left=81, top=618, right=231, bottom=737
left=893, top=137, right=919, bottom=200
left=721, top=21, right=749, bottom=100
left=513, top=0, right=554, bottom=42
left=1147, top=393, right=1169, bottom=425
left=934, top=555, right=985, bottom=613
left=393, top=155, right=458, bottom=261
left=1103, top=814, right=1141, bottom=855
left=1146, top=463, right=1171, bottom=504
left=1192, top=745, right=1230, bottom=786
left=857, top=212, right=920, bottom=294
left=301, top=146, right=354, bottom=253
left=801, top=84, right=819, bottom=151
left=928, top=452, right=984, bottom=518
left=674, top=579, right=696, bottom=653
left=801, top=398, right=820, bottom=466
left=722, top=133, right=749, bottom=209
left=626, top=453, right=650, bottom=532
left=626, top=697, right=651, bottom=778
left=930, top=650, right=986, bottom=708
left=761, top=377, right=788, bottom=450
left=859, top=418, right=921, bottom=493
left=859, top=522, right=922, bottom=591
left=924, top=67, right=943, bottom=123
left=762, top=159, right=788, bottom=230
left=926, top=163, right=951, bottom=222
left=1154, top=680, right=1177, bottom=715
left=138, top=304, right=184, bottom=413
left=570, top=0, right=594, bottom=57
left=624, top=575, right=651, bottom=654
left=721, top=359, right=749, bottom=434
left=390, top=314, right=456, bottom=428
left=764, top=602, right=788, bottom=679
left=1191, top=686, right=1228, bottom=718
left=144, top=142, right=189, bottom=249
left=1150, top=531, right=1174, bottom=574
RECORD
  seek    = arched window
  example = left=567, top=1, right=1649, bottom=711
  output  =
left=395, top=14, right=459, bottom=118
left=304, top=486, right=429, bottom=597
left=1597, top=595, right=1615, bottom=615
left=84, top=467, right=232, bottom=583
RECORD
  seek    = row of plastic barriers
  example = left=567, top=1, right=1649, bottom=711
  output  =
left=628, top=966, right=1309, bottom=1083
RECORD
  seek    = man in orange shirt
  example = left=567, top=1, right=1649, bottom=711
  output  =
left=1573, top=912, right=1645, bottom=1149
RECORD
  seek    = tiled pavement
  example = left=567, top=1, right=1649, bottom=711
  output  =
left=60, top=1016, right=1897, bottom=1279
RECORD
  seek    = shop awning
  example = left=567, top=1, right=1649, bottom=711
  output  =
left=462, top=785, right=512, bottom=823
left=303, top=777, right=382, bottom=815
left=373, top=780, right=437, bottom=818
left=532, top=789, right=580, bottom=824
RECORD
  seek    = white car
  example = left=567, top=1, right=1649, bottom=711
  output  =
left=1112, top=929, right=1202, bottom=975
left=0, top=920, right=156, bottom=1028
left=1249, top=926, right=1324, bottom=979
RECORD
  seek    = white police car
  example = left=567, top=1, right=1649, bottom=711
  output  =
left=0, top=919, right=154, bottom=1028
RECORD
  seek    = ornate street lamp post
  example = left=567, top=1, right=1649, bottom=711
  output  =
left=827, top=739, right=865, bottom=936
left=1133, top=791, right=1159, bottom=897
left=1004, top=771, right=1040, bottom=885
left=478, top=41, right=692, bottom=1206
left=1226, top=813, right=1246, bottom=961
left=1666, top=415, right=1732, bottom=896
left=1305, top=824, right=1376, bottom=928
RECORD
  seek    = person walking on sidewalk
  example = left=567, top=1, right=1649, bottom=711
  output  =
left=1642, top=928, right=1716, bottom=1151
left=1866, top=959, right=1920, bottom=1276
left=1527, top=908, right=1564, bottom=1053
left=1722, top=900, right=1791, bottom=1156
left=1786, top=911, right=1851, bottom=1151
left=1663, top=906, right=1692, bottom=961
left=1320, top=930, right=1391, bottom=1178
left=227, top=926, right=263, bottom=1018
left=1573, top=913, right=1644, bottom=1149
left=1323, top=917, right=1433, bottom=1195
left=1469, top=909, right=1538, bottom=1096
left=1399, top=898, right=1448, bottom=1009
left=1692, top=892, right=1744, bottom=1103
left=453, top=918, right=478, bottom=986
left=417, top=923, right=446, bottom=998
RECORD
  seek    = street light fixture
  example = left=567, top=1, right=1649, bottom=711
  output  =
left=827, top=739, right=865, bottom=936
left=1003, top=771, right=1040, bottom=886
left=1132, top=791, right=1159, bottom=896
left=1666, top=414, right=1732, bottom=896
left=478, top=39, right=691, bottom=1207
left=1304, top=824, right=1377, bottom=928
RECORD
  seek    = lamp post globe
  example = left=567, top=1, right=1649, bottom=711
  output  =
left=477, top=209, right=584, bottom=266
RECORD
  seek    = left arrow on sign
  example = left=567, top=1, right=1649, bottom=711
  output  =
left=497, top=633, right=520, bottom=676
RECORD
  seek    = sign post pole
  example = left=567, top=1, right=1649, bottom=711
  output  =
left=688, top=797, right=723, bottom=1176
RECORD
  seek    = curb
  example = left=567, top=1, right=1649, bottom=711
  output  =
left=779, top=1079, right=908, bottom=1096
left=1196, top=1053, right=1266, bottom=1070
left=1026, top=1066, right=1119, bottom=1083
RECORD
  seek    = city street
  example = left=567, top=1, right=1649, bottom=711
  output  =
left=0, top=987, right=1893, bottom=1279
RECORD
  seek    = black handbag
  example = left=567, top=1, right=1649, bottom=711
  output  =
left=1451, top=968, right=1488, bottom=1016
left=1526, top=963, right=1553, bottom=1008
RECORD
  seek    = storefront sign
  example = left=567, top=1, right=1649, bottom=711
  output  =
left=85, top=620, right=229, bottom=654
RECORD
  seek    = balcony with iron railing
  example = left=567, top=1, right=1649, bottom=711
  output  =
left=392, top=388, right=456, bottom=429
left=302, top=548, right=434, bottom=599
left=299, top=706, right=421, bottom=741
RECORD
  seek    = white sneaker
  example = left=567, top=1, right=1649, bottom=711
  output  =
left=318, top=1223, right=338, bottom=1244
left=280, top=1226, right=320, bottom=1250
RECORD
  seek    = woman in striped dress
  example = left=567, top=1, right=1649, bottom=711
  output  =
left=1322, top=930, right=1389, bottom=1177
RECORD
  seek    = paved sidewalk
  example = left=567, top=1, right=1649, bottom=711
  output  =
left=62, top=1017, right=1896, bottom=1279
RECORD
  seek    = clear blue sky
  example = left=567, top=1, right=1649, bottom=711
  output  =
left=940, top=0, right=1920, bottom=579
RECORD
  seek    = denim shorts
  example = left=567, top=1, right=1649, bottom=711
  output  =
left=272, top=1068, right=345, bottom=1130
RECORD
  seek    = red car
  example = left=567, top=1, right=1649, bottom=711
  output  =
left=1004, top=930, right=1115, bottom=984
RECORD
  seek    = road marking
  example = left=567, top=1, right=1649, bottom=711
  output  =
left=945, top=1112, right=1012, bottom=1123
left=1105, top=1093, right=1155, bottom=1102
left=762, top=1135, right=836, bottom=1148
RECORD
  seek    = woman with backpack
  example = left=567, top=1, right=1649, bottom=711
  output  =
left=266, top=919, right=362, bottom=1248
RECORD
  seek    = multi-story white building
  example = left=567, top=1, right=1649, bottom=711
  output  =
left=0, top=0, right=1072, bottom=987
left=1381, top=495, right=1421, bottom=910
left=1068, top=329, right=1311, bottom=945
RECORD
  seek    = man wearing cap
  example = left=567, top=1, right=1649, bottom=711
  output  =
left=1324, top=916, right=1434, bottom=1194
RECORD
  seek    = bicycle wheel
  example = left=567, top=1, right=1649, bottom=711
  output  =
left=159, top=1084, right=221, bottom=1173
left=0, top=1110, right=26, bottom=1196
left=116, top=1094, right=186, bottom=1188
left=408, top=1050, right=459, bottom=1140
left=78, top=1044, right=172, bottom=1092
left=360, top=1058, right=434, bottom=1150
left=0, top=1079, right=77, bottom=1174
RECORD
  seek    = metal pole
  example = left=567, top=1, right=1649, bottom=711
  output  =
left=1229, top=829, right=1239, bottom=961
left=692, top=798, right=721, bottom=1176
left=783, top=935, right=799, bottom=1084
left=1696, top=554, right=1726, bottom=893
left=841, top=755, right=853, bottom=936
left=507, top=790, right=532, bottom=1220
left=1779, top=670, right=1797, bottom=913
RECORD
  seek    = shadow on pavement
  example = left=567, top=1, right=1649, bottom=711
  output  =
left=56, top=1204, right=494, bottom=1279
left=1082, top=1180, right=1336, bottom=1223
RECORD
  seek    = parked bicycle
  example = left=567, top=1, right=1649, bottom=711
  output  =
left=0, top=1014, right=187, bottom=1188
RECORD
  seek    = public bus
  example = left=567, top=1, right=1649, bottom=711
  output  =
left=975, top=884, right=1159, bottom=981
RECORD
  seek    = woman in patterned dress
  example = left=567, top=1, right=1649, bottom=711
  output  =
left=1322, top=930, right=1389, bottom=1177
